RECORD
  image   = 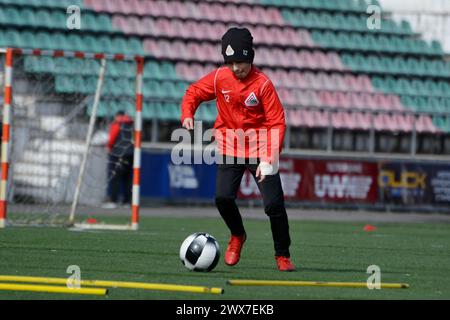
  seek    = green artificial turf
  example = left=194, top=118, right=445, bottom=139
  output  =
left=0, top=216, right=449, bottom=300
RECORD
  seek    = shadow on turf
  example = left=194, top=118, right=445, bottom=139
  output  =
left=299, top=266, right=406, bottom=275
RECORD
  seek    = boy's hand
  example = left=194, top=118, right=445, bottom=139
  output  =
left=182, top=118, right=194, bottom=130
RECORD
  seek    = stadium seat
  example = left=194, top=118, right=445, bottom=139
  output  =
left=354, top=112, right=372, bottom=130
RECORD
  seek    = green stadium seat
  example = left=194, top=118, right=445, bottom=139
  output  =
left=143, top=80, right=161, bottom=98
left=96, top=35, right=114, bottom=53
left=21, top=8, right=37, bottom=27
left=145, top=61, right=162, bottom=79
left=371, top=76, right=385, bottom=92
left=424, top=80, right=440, bottom=96
left=128, top=38, right=145, bottom=55
left=391, top=37, right=406, bottom=53
left=366, top=55, right=381, bottom=72
left=35, top=9, right=53, bottom=28
left=35, top=32, right=53, bottom=50
left=1, top=30, right=18, bottom=47
left=96, top=14, right=114, bottom=32
left=438, top=81, right=450, bottom=96
left=200, top=104, right=215, bottom=122
left=21, top=31, right=39, bottom=48
left=400, top=95, right=417, bottom=111
left=76, top=35, right=96, bottom=53
left=159, top=81, right=177, bottom=99
left=378, top=56, right=392, bottom=73
left=428, top=97, right=445, bottom=113
left=174, top=82, right=188, bottom=99
left=340, top=53, right=355, bottom=70
left=399, top=20, right=413, bottom=34
left=118, top=78, right=135, bottom=96
left=66, top=34, right=84, bottom=51
left=55, top=75, right=74, bottom=93
left=297, top=11, right=312, bottom=28
left=84, top=59, right=101, bottom=76
left=397, top=78, right=414, bottom=95
left=404, top=58, right=421, bottom=76
left=444, top=98, right=450, bottom=110
left=82, top=13, right=98, bottom=31
left=48, top=11, right=66, bottom=29
left=157, top=103, right=179, bottom=121
left=107, top=61, right=125, bottom=77
left=142, top=103, right=156, bottom=119
left=433, top=116, right=450, bottom=132
left=3, top=7, right=20, bottom=25
left=297, top=0, right=314, bottom=9
left=52, top=32, right=72, bottom=50
left=160, top=62, right=177, bottom=80
left=430, top=40, right=444, bottom=55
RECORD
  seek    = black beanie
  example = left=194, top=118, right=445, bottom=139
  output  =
left=221, top=27, right=255, bottom=64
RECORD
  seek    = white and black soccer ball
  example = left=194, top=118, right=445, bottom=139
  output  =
left=180, top=232, right=220, bottom=272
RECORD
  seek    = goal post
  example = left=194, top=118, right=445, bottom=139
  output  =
left=0, top=48, right=144, bottom=230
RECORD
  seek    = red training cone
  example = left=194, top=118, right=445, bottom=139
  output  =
left=363, top=224, right=377, bottom=232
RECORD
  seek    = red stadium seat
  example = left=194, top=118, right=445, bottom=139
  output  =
left=297, top=29, right=315, bottom=48
left=273, top=49, right=290, bottom=68
left=283, top=49, right=298, bottom=69
left=361, top=93, right=378, bottom=110
left=286, top=109, right=299, bottom=126
left=327, top=52, right=344, bottom=70
left=117, top=0, right=137, bottom=15
left=198, top=3, right=214, bottom=21
left=119, top=0, right=139, bottom=15
left=111, top=15, right=128, bottom=33
left=84, top=0, right=105, bottom=12
left=314, top=110, right=330, bottom=127
left=415, top=115, right=438, bottom=133
left=300, top=109, right=313, bottom=127
left=349, top=93, right=365, bottom=109
left=253, top=26, right=270, bottom=45
left=324, top=73, right=336, bottom=91
left=387, top=94, right=404, bottom=111
left=331, top=112, right=343, bottom=129
left=213, top=3, right=229, bottom=22
left=287, top=71, right=307, bottom=89
left=266, top=7, right=285, bottom=26
left=299, top=110, right=312, bottom=127
left=143, top=39, right=163, bottom=57
left=373, top=93, right=390, bottom=110
left=358, top=75, right=374, bottom=92
left=240, top=6, right=260, bottom=25
left=319, top=90, right=336, bottom=108
left=393, top=114, right=413, bottom=132
left=144, top=1, right=163, bottom=16
left=170, top=40, right=186, bottom=60
left=354, top=112, right=372, bottom=130
left=373, top=114, right=389, bottom=131
left=254, top=6, right=271, bottom=25
left=158, top=0, right=177, bottom=18
left=310, top=72, right=323, bottom=90
left=278, top=88, right=296, bottom=106
left=337, top=92, right=351, bottom=109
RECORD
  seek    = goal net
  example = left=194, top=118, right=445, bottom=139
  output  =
left=0, top=48, right=143, bottom=230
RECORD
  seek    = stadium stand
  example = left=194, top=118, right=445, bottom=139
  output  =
left=0, top=0, right=450, bottom=154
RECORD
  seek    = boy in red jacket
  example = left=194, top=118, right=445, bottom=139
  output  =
left=103, top=111, right=134, bottom=209
left=181, top=27, right=295, bottom=271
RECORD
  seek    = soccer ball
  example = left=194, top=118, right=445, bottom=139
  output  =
left=179, top=232, right=220, bottom=272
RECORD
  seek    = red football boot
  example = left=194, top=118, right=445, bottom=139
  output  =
left=275, top=256, right=295, bottom=272
left=224, top=234, right=246, bottom=266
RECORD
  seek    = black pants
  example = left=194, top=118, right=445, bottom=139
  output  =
left=108, top=154, right=133, bottom=204
left=215, top=158, right=291, bottom=257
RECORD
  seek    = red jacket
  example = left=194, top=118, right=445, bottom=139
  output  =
left=181, top=66, right=286, bottom=163
left=108, top=114, right=133, bottom=152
